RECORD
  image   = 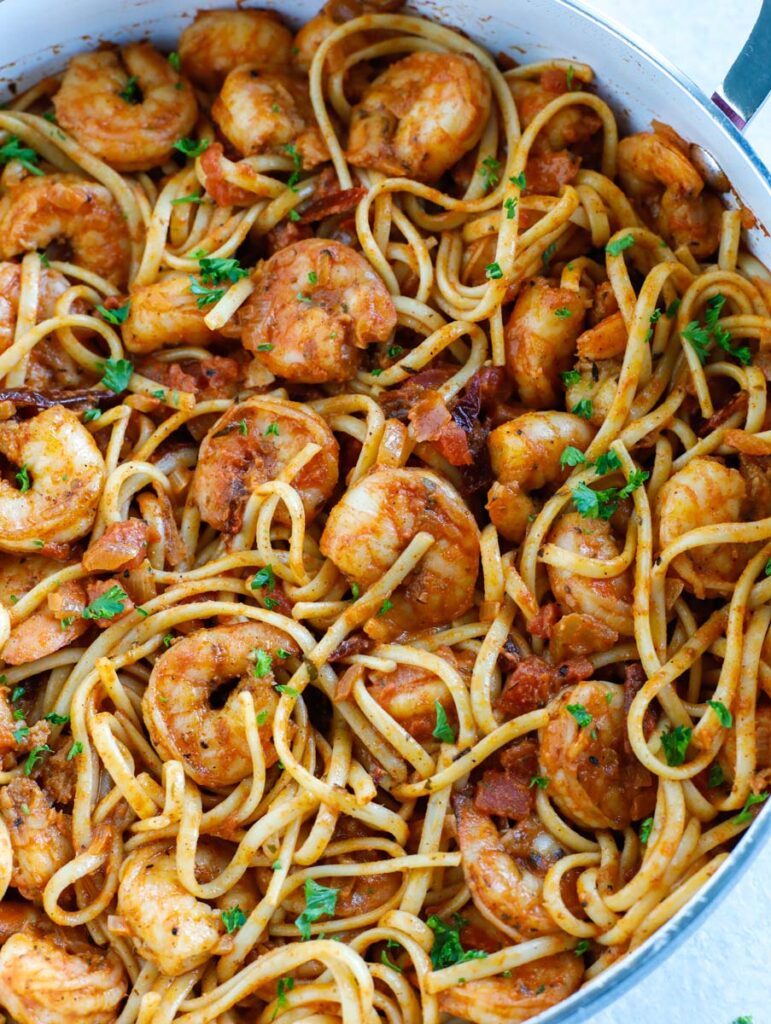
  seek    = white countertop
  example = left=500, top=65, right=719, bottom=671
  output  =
left=573, top=7, right=771, bottom=1022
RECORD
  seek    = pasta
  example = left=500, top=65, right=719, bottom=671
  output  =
left=0, top=3, right=769, bottom=1022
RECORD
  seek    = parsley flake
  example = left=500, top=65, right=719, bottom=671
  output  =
left=96, top=302, right=130, bottom=325
left=427, top=914, right=487, bottom=970
left=707, top=700, right=732, bottom=728
left=660, top=724, right=692, bottom=766
left=432, top=701, right=455, bottom=743
left=0, top=136, right=44, bottom=176
left=567, top=703, right=592, bottom=728
left=82, top=585, right=128, bottom=621
left=100, top=358, right=133, bottom=393
left=221, top=906, right=247, bottom=933
left=295, top=879, right=338, bottom=940
left=174, top=137, right=210, bottom=158
left=606, top=234, right=635, bottom=256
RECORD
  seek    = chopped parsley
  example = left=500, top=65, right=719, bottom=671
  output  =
left=83, top=409, right=101, bottom=422
left=571, top=469, right=649, bottom=520
left=566, top=64, right=575, bottom=90
left=67, top=741, right=84, bottom=760
left=15, top=465, right=31, bottom=493
left=529, top=775, right=549, bottom=789
left=427, top=914, right=487, bottom=970
left=541, top=242, right=557, bottom=267
left=509, top=171, right=526, bottom=190
left=572, top=399, right=593, bottom=419
left=732, top=792, right=768, bottom=826
left=432, top=701, right=455, bottom=743
left=252, top=565, right=276, bottom=591
left=198, top=256, right=248, bottom=285
left=561, top=369, right=581, bottom=387
left=504, top=196, right=517, bottom=219
left=594, top=450, right=622, bottom=475
left=221, top=906, right=247, bottom=933
left=272, top=978, right=295, bottom=1020
left=284, top=142, right=303, bottom=191
left=479, top=155, right=501, bottom=191
left=45, top=713, right=70, bottom=727
left=96, top=302, right=130, bottom=325
left=560, top=446, right=586, bottom=469
left=82, top=585, right=128, bottom=620
left=567, top=703, right=592, bottom=728
left=171, top=190, right=203, bottom=205
left=265, top=422, right=280, bottom=437
left=574, top=939, right=590, bottom=956
left=24, top=744, right=52, bottom=774
left=708, top=763, right=725, bottom=788
left=189, top=278, right=225, bottom=307
left=707, top=700, right=732, bottom=728
left=256, top=710, right=269, bottom=726
left=168, top=51, right=181, bottom=71
left=174, top=137, right=210, bottom=158
left=100, top=358, right=133, bottom=393
left=0, top=135, right=44, bottom=176
left=377, top=599, right=393, bottom=616
left=485, top=262, right=503, bottom=280
left=660, top=725, right=692, bottom=766
left=275, top=684, right=299, bottom=697
left=238, top=418, right=248, bottom=436
left=253, top=649, right=273, bottom=677
left=554, top=307, right=572, bottom=318
left=606, top=234, right=635, bottom=256
left=295, top=879, right=338, bottom=940
left=683, top=294, right=751, bottom=365
left=639, top=817, right=654, bottom=843
left=380, top=949, right=402, bottom=972
left=118, top=76, right=141, bottom=104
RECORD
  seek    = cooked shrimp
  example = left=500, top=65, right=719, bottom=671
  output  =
left=439, top=953, right=584, bottom=1024
left=241, top=238, right=397, bottom=383
left=540, top=679, right=656, bottom=829
left=365, top=647, right=469, bottom=741
left=116, top=843, right=225, bottom=977
left=0, top=778, right=74, bottom=902
left=576, top=311, right=628, bottom=361
left=454, top=792, right=560, bottom=941
left=0, top=925, right=127, bottom=1024
left=0, top=406, right=106, bottom=556
left=191, top=394, right=339, bottom=534
left=504, top=278, right=586, bottom=409
left=2, top=579, right=88, bottom=665
left=0, top=261, right=70, bottom=354
left=547, top=513, right=634, bottom=635
left=0, top=689, right=50, bottom=767
left=0, top=902, right=46, bottom=944
left=54, top=43, right=197, bottom=172
left=212, top=67, right=328, bottom=168
left=509, top=70, right=602, bottom=155
left=178, top=9, right=294, bottom=91
left=564, top=356, right=620, bottom=428
left=142, top=621, right=300, bottom=787
left=320, top=467, right=480, bottom=639
left=486, top=411, right=595, bottom=542
left=293, top=10, right=371, bottom=75
left=617, top=126, right=721, bottom=257
left=122, top=273, right=221, bottom=353
left=656, top=456, right=748, bottom=598
left=0, top=175, right=131, bottom=286
left=345, top=51, right=491, bottom=183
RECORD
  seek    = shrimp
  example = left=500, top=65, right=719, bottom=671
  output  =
left=564, top=356, right=620, bottom=428
left=2, top=580, right=88, bottom=665
left=656, top=456, right=748, bottom=598
left=191, top=394, right=339, bottom=534
left=293, top=10, right=371, bottom=76
left=345, top=51, right=491, bottom=183
left=0, top=175, right=131, bottom=287
left=212, top=67, right=328, bottom=168
left=53, top=43, right=197, bottom=172
left=504, top=278, right=587, bottom=409
left=509, top=70, right=602, bottom=155
left=320, top=467, right=480, bottom=640
left=178, top=9, right=294, bottom=91
left=0, top=925, right=127, bottom=1024
left=116, top=843, right=226, bottom=977
left=617, top=126, right=722, bottom=257
left=122, top=273, right=222, bottom=353
left=0, top=778, right=74, bottom=902
left=439, top=953, right=584, bottom=1024
left=365, top=647, right=470, bottom=741
left=454, top=792, right=561, bottom=941
left=0, top=688, right=50, bottom=767
left=0, top=406, right=106, bottom=556
left=142, top=621, right=301, bottom=787
left=539, top=679, right=656, bottom=829
left=486, top=411, right=595, bottom=542
left=241, top=238, right=397, bottom=383
left=0, top=261, right=70, bottom=354
left=0, top=902, right=46, bottom=944
left=547, top=513, right=634, bottom=635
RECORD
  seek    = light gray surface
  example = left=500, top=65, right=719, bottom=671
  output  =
left=574, top=9, right=771, bottom=1023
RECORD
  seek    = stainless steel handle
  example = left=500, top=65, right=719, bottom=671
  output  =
left=712, top=0, right=771, bottom=129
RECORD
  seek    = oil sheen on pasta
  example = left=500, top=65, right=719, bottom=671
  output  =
left=0, top=2, right=769, bottom=1023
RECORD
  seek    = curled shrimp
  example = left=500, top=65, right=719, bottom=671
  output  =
left=293, top=9, right=371, bottom=75
left=0, top=175, right=131, bottom=286
left=142, top=621, right=301, bottom=787
left=0, top=778, right=74, bottom=902
left=486, top=411, right=595, bottom=542
left=178, top=9, right=294, bottom=91
left=0, top=406, right=106, bottom=556
left=241, top=238, right=397, bottom=383
left=564, top=356, right=620, bottom=428
left=345, top=51, right=491, bottom=183
left=547, top=512, right=634, bottom=635
left=439, top=953, right=584, bottom=1024
left=509, top=69, right=602, bottom=155
left=0, top=925, right=127, bottom=1024
left=617, top=125, right=722, bottom=257
left=54, top=43, right=197, bottom=172
left=656, top=456, right=748, bottom=598
left=320, top=466, right=480, bottom=639
left=191, top=394, right=339, bottom=535
left=212, top=67, right=328, bottom=168
left=505, top=277, right=587, bottom=409
left=122, top=273, right=221, bottom=353
left=454, top=792, right=561, bottom=941
left=116, top=843, right=225, bottom=978
left=540, top=680, right=656, bottom=829
left=0, top=261, right=70, bottom=354
left=2, top=579, right=88, bottom=665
